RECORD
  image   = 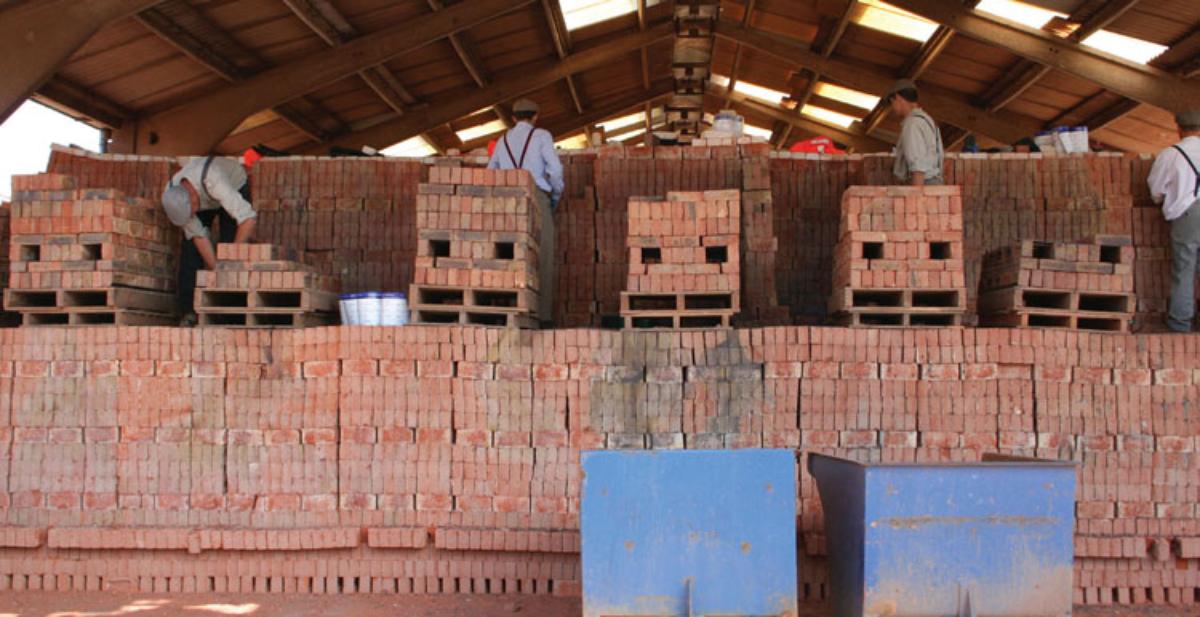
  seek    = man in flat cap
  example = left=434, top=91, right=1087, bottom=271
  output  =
left=161, top=156, right=258, bottom=317
left=886, top=79, right=944, bottom=186
left=1149, top=109, right=1200, bottom=332
left=488, top=98, right=564, bottom=326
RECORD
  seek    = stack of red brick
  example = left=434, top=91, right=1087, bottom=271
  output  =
left=0, top=203, right=12, bottom=325
left=979, top=236, right=1136, bottom=332
left=250, top=156, right=427, bottom=295
left=409, top=167, right=545, bottom=327
left=622, top=190, right=741, bottom=329
left=0, top=326, right=1193, bottom=605
left=195, top=243, right=338, bottom=327
left=769, top=154, right=863, bottom=323
left=4, top=173, right=178, bottom=326
left=585, top=143, right=784, bottom=326
left=829, top=186, right=967, bottom=327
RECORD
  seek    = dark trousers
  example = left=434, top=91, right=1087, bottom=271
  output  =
left=177, top=207, right=239, bottom=314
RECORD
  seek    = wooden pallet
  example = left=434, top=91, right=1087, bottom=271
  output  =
left=620, top=291, right=739, bottom=313
left=623, top=312, right=733, bottom=330
left=829, top=287, right=965, bottom=314
left=978, top=287, right=1135, bottom=316
left=410, top=307, right=537, bottom=328
left=6, top=286, right=175, bottom=313
left=197, top=311, right=335, bottom=328
left=21, top=309, right=177, bottom=327
left=980, top=310, right=1131, bottom=333
left=409, top=284, right=537, bottom=311
left=196, top=288, right=338, bottom=311
left=832, top=310, right=965, bottom=328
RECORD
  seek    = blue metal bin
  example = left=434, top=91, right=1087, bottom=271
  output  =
left=808, top=453, right=1077, bottom=617
left=582, top=449, right=798, bottom=617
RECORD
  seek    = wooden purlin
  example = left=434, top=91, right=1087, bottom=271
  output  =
left=666, top=0, right=720, bottom=142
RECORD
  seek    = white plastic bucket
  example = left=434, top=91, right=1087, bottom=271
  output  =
left=339, top=293, right=361, bottom=325
left=357, top=292, right=382, bottom=326
left=381, top=292, right=409, bottom=326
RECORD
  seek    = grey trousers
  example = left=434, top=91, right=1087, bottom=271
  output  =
left=534, top=189, right=556, bottom=323
left=1168, top=200, right=1200, bottom=332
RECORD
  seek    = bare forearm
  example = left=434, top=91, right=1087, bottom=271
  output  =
left=193, top=237, right=217, bottom=270
left=234, top=218, right=256, bottom=243
left=910, top=171, right=926, bottom=186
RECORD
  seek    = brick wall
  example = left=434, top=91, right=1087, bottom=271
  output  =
left=0, top=325, right=1195, bottom=605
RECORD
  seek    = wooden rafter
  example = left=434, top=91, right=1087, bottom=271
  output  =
left=860, top=0, right=974, bottom=137
left=321, top=22, right=673, bottom=152
left=723, top=0, right=757, bottom=107
left=716, top=18, right=1042, bottom=145
left=887, top=0, right=1198, bottom=113
left=712, top=85, right=890, bottom=153
left=139, top=0, right=344, bottom=143
left=283, top=0, right=419, bottom=127
left=35, top=76, right=133, bottom=129
left=438, top=81, right=673, bottom=153
left=975, top=1, right=1134, bottom=115
left=776, top=0, right=856, bottom=147
left=541, top=0, right=585, bottom=114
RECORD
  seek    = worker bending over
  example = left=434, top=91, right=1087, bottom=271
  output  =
left=1148, top=109, right=1200, bottom=333
left=487, top=98, right=564, bottom=326
left=161, top=156, right=258, bottom=317
left=886, top=79, right=944, bottom=186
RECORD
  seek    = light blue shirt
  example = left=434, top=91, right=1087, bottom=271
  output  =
left=487, top=121, right=564, bottom=199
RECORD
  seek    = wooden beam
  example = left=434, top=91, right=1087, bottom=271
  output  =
left=712, top=85, right=891, bottom=153
left=427, top=0, right=490, bottom=88
left=284, top=0, right=419, bottom=127
left=540, top=0, right=585, bottom=113
left=131, top=0, right=533, bottom=155
left=861, top=1, right=976, bottom=134
left=34, top=76, right=133, bottom=129
left=787, top=1, right=856, bottom=136
left=716, top=19, right=1043, bottom=145
left=441, top=81, right=674, bottom=153
left=0, top=0, right=163, bottom=125
left=976, top=1, right=1112, bottom=115
left=1069, top=0, right=1140, bottom=43
left=886, top=0, right=1200, bottom=113
left=320, top=23, right=674, bottom=152
left=723, top=0, right=757, bottom=107
left=1084, top=97, right=1140, bottom=131
left=139, top=0, right=342, bottom=143
left=979, top=62, right=1051, bottom=113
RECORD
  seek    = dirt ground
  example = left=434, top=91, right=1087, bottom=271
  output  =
left=0, top=593, right=1196, bottom=617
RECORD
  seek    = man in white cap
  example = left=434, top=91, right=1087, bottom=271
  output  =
left=886, top=79, right=944, bottom=186
left=1148, top=109, right=1200, bottom=332
left=487, top=98, right=564, bottom=326
left=161, top=156, right=258, bottom=315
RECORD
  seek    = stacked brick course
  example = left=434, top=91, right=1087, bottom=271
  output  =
left=195, top=243, right=338, bottom=327
left=829, top=186, right=967, bottom=327
left=979, top=236, right=1136, bottom=332
left=4, top=174, right=179, bottom=326
left=622, top=190, right=741, bottom=329
left=409, top=167, right=545, bottom=327
left=0, top=326, right=1191, bottom=606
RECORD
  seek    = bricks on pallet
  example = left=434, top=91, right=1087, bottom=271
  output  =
left=979, top=236, right=1137, bottom=333
left=410, top=168, right=545, bottom=326
left=829, top=186, right=967, bottom=327
left=621, top=190, right=741, bottom=329
left=194, top=243, right=339, bottom=327
left=5, top=173, right=180, bottom=326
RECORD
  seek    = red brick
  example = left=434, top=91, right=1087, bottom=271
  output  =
left=533, top=363, right=569, bottom=381
left=922, top=364, right=960, bottom=380
left=881, top=363, right=918, bottom=380
left=1034, top=366, right=1071, bottom=382
left=1153, top=369, right=1190, bottom=386
left=303, top=360, right=340, bottom=379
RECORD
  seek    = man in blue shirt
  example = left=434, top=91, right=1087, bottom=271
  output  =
left=488, top=98, right=564, bottom=325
